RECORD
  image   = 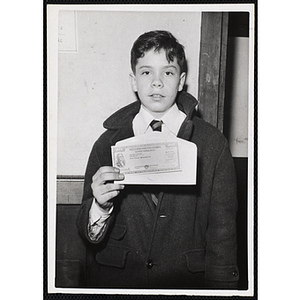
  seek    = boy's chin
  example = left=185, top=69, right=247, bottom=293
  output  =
left=144, top=105, right=174, bottom=118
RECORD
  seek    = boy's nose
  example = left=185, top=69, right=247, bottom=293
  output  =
left=152, top=77, right=163, bottom=88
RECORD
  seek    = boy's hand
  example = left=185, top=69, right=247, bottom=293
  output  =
left=91, top=166, right=125, bottom=210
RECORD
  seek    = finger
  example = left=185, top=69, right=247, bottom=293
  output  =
left=100, top=166, right=120, bottom=174
left=93, top=187, right=124, bottom=205
left=93, top=166, right=120, bottom=180
left=92, top=167, right=122, bottom=184
left=94, top=183, right=125, bottom=195
left=98, top=190, right=122, bottom=203
left=91, top=182, right=125, bottom=198
left=99, top=172, right=124, bottom=184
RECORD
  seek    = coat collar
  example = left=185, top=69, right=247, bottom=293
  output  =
left=103, top=91, right=198, bottom=145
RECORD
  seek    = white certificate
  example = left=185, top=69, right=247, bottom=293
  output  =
left=112, top=141, right=181, bottom=175
left=111, top=132, right=197, bottom=185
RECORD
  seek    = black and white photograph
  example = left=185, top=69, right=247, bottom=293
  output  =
left=46, top=3, right=255, bottom=297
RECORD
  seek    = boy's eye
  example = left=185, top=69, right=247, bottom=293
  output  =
left=165, top=71, right=174, bottom=76
left=141, top=71, right=150, bottom=75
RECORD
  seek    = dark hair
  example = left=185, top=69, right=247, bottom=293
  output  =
left=130, top=30, right=187, bottom=74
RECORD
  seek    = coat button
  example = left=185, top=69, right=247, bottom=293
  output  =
left=232, top=270, right=238, bottom=277
left=146, top=259, right=154, bottom=269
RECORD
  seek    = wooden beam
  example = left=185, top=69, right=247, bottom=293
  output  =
left=198, top=12, right=229, bottom=132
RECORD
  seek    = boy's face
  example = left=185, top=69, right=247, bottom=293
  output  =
left=130, top=49, right=186, bottom=118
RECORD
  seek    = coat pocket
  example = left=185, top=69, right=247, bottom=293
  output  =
left=95, top=224, right=129, bottom=268
left=183, top=249, right=205, bottom=273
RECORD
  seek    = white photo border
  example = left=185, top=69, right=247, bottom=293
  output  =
left=47, top=3, right=256, bottom=297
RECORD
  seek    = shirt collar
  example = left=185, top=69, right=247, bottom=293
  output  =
left=136, top=103, right=186, bottom=135
left=161, top=104, right=186, bottom=135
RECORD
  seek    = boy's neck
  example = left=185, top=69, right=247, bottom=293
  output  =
left=142, top=104, right=175, bottom=119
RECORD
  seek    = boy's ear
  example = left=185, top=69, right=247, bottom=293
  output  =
left=178, top=72, right=186, bottom=92
left=130, top=73, right=138, bottom=92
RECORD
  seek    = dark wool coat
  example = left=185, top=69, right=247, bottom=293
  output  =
left=76, top=91, right=239, bottom=289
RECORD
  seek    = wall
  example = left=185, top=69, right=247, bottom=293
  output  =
left=225, top=36, right=249, bottom=158
left=57, top=10, right=201, bottom=176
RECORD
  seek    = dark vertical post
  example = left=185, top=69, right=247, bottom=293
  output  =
left=198, top=12, right=229, bottom=132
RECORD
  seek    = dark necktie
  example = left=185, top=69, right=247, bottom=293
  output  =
left=150, top=119, right=163, bottom=132
left=149, top=120, right=163, bottom=206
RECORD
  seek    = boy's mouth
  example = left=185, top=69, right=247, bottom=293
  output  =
left=150, top=94, right=164, bottom=100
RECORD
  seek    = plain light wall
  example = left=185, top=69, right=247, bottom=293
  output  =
left=226, top=37, right=249, bottom=158
left=57, top=10, right=201, bottom=175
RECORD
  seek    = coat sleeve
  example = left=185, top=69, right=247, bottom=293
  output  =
left=76, top=140, right=115, bottom=244
left=205, top=138, right=239, bottom=288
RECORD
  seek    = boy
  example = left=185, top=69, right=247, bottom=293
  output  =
left=77, top=30, right=239, bottom=289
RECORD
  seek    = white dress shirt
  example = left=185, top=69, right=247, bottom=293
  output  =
left=88, top=103, right=186, bottom=241
left=132, top=103, right=186, bottom=136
